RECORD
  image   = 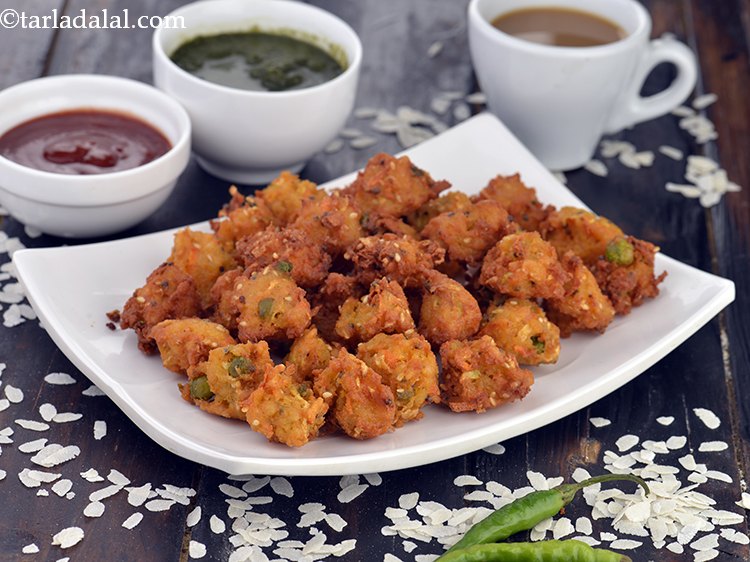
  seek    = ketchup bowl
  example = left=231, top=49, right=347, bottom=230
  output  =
left=0, top=75, right=191, bottom=238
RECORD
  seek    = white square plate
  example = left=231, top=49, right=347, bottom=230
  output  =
left=14, top=114, right=735, bottom=476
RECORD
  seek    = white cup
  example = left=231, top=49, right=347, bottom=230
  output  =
left=468, top=0, right=698, bottom=170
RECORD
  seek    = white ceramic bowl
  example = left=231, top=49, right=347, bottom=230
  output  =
left=153, top=0, right=362, bottom=184
left=0, top=75, right=191, bottom=238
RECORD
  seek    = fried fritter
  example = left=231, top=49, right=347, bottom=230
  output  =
left=419, top=270, right=481, bottom=345
left=474, top=173, right=549, bottom=232
left=479, top=299, right=560, bottom=365
left=343, top=153, right=449, bottom=217
left=150, top=318, right=236, bottom=375
left=407, top=191, right=473, bottom=232
left=547, top=252, right=616, bottom=336
left=357, top=331, right=439, bottom=426
left=210, top=186, right=273, bottom=252
left=345, top=234, right=445, bottom=288
left=256, top=171, right=324, bottom=226
left=311, top=273, right=365, bottom=343
left=335, top=278, right=415, bottom=343
left=314, top=350, right=396, bottom=439
left=235, top=227, right=332, bottom=287
left=169, top=228, right=236, bottom=310
left=210, top=268, right=243, bottom=331
left=229, top=268, right=312, bottom=342
left=361, top=213, right=420, bottom=239
left=541, top=207, right=624, bottom=265
left=243, top=364, right=328, bottom=447
left=590, top=236, right=666, bottom=315
left=285, top=326, right=335, bottom=383
left=184, top=341, right=274, bottom=420
left=479, top=232, right=569, bottom=300
left=421, top=199, right=513, bottom=266
left=290, top=192, right=365, bottom=254
left=440, top=335, right=534, bottom=413
left=121, top=262, right=202, bottom=354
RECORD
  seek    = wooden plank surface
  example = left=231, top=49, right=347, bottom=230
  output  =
left=0, top=0, right=748, bottom=560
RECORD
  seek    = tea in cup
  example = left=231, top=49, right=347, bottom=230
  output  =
left=468, top=0, right=698, bottom=170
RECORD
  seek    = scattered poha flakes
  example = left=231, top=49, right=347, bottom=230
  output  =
left=189, top=540, right=207, bottom=559
left=270, top=476, right=294, bottom=498
left=482, top=443, right=506, bottom=455
left=584, top=159, right=608, bottom=177
left=51, top=526, right=84, bottom=549
left=93, top=420, right=107, bottom=440
left=210, top=514, right=226, bottom=534
left=44, top=372, right=77, bottom=386
left=4, top=384, right=23, bottom=403
left=694, top=408, right=721, bottom=430
left=82, top=385, right=106, bottom=397
left=84, top=501, right=106, bottom=518
left=122, top=512, right=144, bottom=530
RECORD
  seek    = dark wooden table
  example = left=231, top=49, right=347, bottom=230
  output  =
left=1, top=1, right=749, bottom=560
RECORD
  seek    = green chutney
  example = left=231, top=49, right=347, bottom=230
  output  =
left=170, top=31, right=345, bottom=92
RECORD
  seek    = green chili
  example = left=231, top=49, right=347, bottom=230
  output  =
left=276, top=260, right=293, bottom=273
left=437, top=541, right=631, bottom=562
left=190, top=375, right=214, bottom=401
left=258, top=297, right=275, bottom=319
left=441, top=474, right=648, bottom=557
left=531, top=335, right=545, bottom=354
left=604, top=238, right=634, bottom=266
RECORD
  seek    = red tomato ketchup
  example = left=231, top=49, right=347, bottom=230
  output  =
left=0, top=109, right=171, bottom=175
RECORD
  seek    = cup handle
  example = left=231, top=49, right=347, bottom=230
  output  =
left=604, top=37, right=698, bottom=133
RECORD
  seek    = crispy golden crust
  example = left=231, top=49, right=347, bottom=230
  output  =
left=256, top=171, right=324, bottom=226
left=243, top=364, right=328, bottom=447
left=343, top=153, right=449, bottom=217
left=479, top=232, right=569, bottom=300
left=121, top=262, right=202, bottom=354
left=407, top=191, right=473, bottom=232
left=479, top=299, right=560, bottom=365
left=590, top=236, right=666, bottom=315
left=541, top=207, right=624, bottom=265
left=169, top=228, right=236, bottom=310
left=546, top=252, right=616, bottom=337
left=150, top=318, right=236, bottom=375
left=235, top=227, right=332, bottom=288
left=229, top=269, right=311, bottom=342
left=357, top=332, right=439, bottom=426
left=285, top=326, right=335, bottom=383
left=311, top=273, right=365, bottom=343
left=315, top=350, right=395, bottom=439
left=421, top=200, right=513, bottom=266
left=335, top=278, right=415, bottom=343
left=474, top=173, right=549, bottom=232
left=440, top=336, right=534, bottom=413
left=210, top=187, right=274, bottom=252
left=361, top=213, right=420, bottom=239
left=345, top=234, right=445, bottom=288
left=186, top=341, right=274, bottom=420
left=210, top=269, right=243, bottom=331
left=419, top=270, right=481, bottom=345
left=289, top=192, right=365, bottom=255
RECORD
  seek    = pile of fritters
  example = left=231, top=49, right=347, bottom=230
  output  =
left=118, top=153, right=666, bottom=447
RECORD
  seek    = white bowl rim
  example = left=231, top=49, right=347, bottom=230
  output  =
left=0, top=74, right=191, bottom=198
left=153, top=0, right=363, bottom=99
